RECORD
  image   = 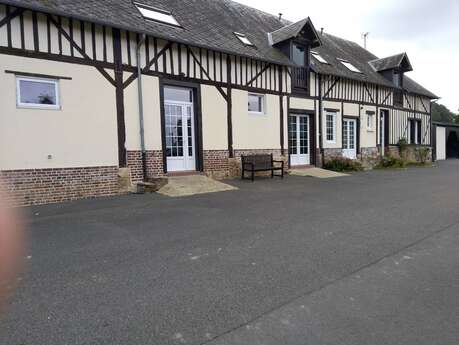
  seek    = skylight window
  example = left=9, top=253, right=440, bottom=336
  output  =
left=311, top=51, right=328, bottom=64
left=338, top=59, right=361, bottom=73
left=134, top=3, right=180, bottom=27
left=234, top=32, right=254, bottom=46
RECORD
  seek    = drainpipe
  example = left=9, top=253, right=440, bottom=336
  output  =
left=318, top=74, right=325, bottom=166
left=136, top=34, right=147, bottom=181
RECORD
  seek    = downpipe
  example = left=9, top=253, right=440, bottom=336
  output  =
left=136, top=34, right=147, bottom=181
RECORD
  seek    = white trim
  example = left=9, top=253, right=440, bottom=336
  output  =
left=16, top=76, right=61, bottom=110
left=248, top=93, right=266, bottom=115
left=366, top=112, right=374, bottom=131
left=311, top=51, right=328, bottom=64
left=134, top=2, right=181, bottom=27
left=234, top=32, right=254, bottom=47
left=325, top=111, right=337, bottom=143
left=337, top=58, right=362, bottom=73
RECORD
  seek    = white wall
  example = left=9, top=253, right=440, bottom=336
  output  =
left=436, top=126, right=446, bottom=160
left=360, top=105, right=377, bottom=148
left=0, top=54, right=118, bottom=170
left=201, top=85, right=228, bottom=150
left=232, top=90, right=281, bottom=150
left=124, top=74, right=162, bottom=151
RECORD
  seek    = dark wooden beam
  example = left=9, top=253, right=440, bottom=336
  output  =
left=122, top=41, right=173, bottom=89
left=323, top=77, right=340, bottom=98
left=113, top=28, right=127, bottom=167
left=227, top=55, right=234, bottom=158
left=0, top=6, right=24, bottom=29
left=47, top=14, right=116, bottom=86
left=246, top=63, right=272, bottom=87
left=188, top=46, right=227, bottom=101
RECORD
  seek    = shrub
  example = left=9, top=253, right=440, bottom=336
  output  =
left=324, top=157, right=363, bottom=172
left=398, top=138, right=409, bottom=160
left=414, top=147, right=430, bottom=164
left=375, top=155, right=406, bottom=169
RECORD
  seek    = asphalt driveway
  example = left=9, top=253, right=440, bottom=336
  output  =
left=2, top=161, right=459, bottom=345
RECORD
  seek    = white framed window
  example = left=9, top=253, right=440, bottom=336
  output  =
left=408, top=119, right=422, bottom=144
left=338, top=58, right=361, bottom=73
left=248, top=93, right=265, bottom=114
left=311, top=51, right=328, bottom=64
left=16, top=76, right=60, bottom=109
left=326, top=111, right=337, bottom=143
left=134, top=2, right=181, bottom=27
left=366, top=112, right=375, bottom=131
left=234, top=32, right=254, bottom=47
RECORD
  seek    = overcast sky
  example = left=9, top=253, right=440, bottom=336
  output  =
left=236, top=0, right=458, bottom=112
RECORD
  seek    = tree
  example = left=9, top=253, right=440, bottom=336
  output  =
left=431, top=102, right=459, bottom=123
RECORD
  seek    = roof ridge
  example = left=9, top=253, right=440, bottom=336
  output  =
left=268, top=18, right=307, bottom=35
left=224, top=0, right=287, bottom=24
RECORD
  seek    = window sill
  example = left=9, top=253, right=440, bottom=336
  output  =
left=248, top=111, right=266, bottom=116
left=17, top=104, right=61, bottom=111
left=367, top=129, right=375, bottom=132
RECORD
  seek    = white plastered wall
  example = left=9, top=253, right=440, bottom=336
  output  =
left=201, top=85, right=228, bottom=151
left=360, top=105, right=377, bottom=148
left=232, top=89, right=281, bottom=150
left=0, top=54, right=118, bottom=170
left=436, top=126, right=446, bottom=160
left=124, top=73, right=162, bottom=151
left=289, top=97, right=315, bottom=111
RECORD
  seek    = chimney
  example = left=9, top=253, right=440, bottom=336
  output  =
left=278, top=13, right=283, bottom=21
left=321, top=28, right=324, bottom=35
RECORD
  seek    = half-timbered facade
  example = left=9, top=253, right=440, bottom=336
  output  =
left=0, top=0, right=438, bottom=206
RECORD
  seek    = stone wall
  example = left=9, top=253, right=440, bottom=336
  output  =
left=387, top=145, right=433, bottom=163
left=0, top=166, right=119, bottom=207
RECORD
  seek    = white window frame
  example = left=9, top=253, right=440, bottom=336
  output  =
left=325, top=111, right=337, bottom=143
left=366, top=112, right=375, bottom=131
left=16, top=76, right=60, bottom=110
left=311, top=51, right=328, bottom=64
left=234, top=32, right=254, bottom=47
left=408, top=119, right=421, bottom=145
left=338, top=58, right=362, bottom=73
left=248, top=93, right=265, bottom=115
left=134, top=2, right=181, bottom=27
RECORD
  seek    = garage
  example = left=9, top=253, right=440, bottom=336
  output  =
left=433, top=122, right=459, bottom=160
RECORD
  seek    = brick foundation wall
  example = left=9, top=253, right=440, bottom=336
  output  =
left=0, top=166, right=119, bottom=207
left=203, top=150, right=230, bottom=179
left=127, top=150, right=165, bottom=183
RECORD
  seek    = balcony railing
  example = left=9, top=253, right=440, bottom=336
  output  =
left=292, top=67, right=309, bottom=92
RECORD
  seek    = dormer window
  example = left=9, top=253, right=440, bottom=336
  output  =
left=134, top=3, right=181, bottom=27
left=311, top=51, right=328, bottom=64
left=234, top=32, right=254, bottom=46
left=338, top=59, right=361, bottom=73
left=292, top=43, right=307, bottom=66
left=394, top=71, right=403, bottom=88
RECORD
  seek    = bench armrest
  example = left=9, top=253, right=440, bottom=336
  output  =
left=272, top=160, right=284, bottom=167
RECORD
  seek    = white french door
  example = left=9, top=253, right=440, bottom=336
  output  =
left=165, top=101, right=196, bottom=172
left=289, top=114, right=310, bottom=166
left=343, top=118, right=357, bottom=159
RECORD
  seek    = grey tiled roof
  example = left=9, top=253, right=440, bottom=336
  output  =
left=1, top=0, right=438, bottom=98
left=270, top=18, right=320, bottom=47
left=369, top=53, right=413, bottom=72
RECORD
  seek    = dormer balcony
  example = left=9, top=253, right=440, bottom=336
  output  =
left=292, top=66, right=309, bottom=92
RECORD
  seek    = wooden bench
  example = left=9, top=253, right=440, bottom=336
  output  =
left=241, top=154, right=284, bottom=181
